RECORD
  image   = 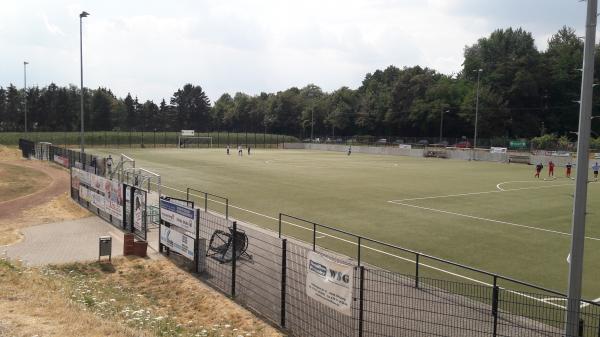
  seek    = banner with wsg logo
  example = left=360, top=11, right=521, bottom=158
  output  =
left=306, top=251, right=354, bottom=316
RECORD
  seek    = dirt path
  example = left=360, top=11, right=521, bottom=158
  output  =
left=0, top=147, right=89, bottom=245
left=0, top=160, right=69, bottom=221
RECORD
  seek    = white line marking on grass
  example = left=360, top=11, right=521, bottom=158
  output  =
left=391, top=183, right=573, bottom=202
left=152, top=183, right=583, bottom=309
left=387, top=200, right=600, bottom=241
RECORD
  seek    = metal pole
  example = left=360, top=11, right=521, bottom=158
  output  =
left=79, top=12, right=89, bottom=153
left=23, top=61, right=28, bottom=133
left=474, top=69, right=482, bottom=151
left=280, top=239, right=287, bottom=328
left=311, top=108, right=314, bottom=141
left=358, top=266, right=365, bottom=337
left=439, top=109, right=444, bottom=143
left=231, top=221, right=237, bottom=297
left=565, top=0, right=597, bottom=335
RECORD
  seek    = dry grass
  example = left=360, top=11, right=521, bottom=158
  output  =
left=0, top=257, right=282, bottom=337
left=0, top=259, right=145, bottom=337
left=0, top=145, right=21, bottom=162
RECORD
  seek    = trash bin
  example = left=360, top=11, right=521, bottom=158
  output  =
left=99, top=236, right=112, bottom=262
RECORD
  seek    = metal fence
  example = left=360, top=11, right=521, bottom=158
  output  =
left=19, top=138, right=600, bottom=337
left=4, top=131, right=297, bottom=148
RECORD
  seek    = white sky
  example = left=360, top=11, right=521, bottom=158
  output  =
left=0, top=0, right=588, bottom=103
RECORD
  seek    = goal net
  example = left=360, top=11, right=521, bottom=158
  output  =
left=178, top=136, right=213, bottom=148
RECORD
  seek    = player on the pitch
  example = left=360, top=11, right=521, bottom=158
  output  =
left=566, top=162, right=573, bottom=179
left=226, top=145, right=230, bottom=155
left=548, top=161, right=555, bottom=178
left=347, top=145, right=352, bottom=156
left=535, top=162, right=543, bottom=178
left=238, top=145, right=243, bottom=156
left=593, top=162, right=600, bottom=181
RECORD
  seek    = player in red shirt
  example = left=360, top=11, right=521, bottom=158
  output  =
left=548, top=161, right=555, bottom=177
left=566, top=162, right=572, bottom=178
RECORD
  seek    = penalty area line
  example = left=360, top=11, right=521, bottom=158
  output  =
left=391, top=183, right=573, bottom=202
left=387, top=200, right=600, bottom=242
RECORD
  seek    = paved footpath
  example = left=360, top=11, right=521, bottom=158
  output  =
left=2, top=217, right=126, bottom=266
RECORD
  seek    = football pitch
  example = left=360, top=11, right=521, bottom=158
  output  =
left=91, top=147, right=600, bottom=300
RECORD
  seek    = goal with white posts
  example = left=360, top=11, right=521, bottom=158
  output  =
left=178, top=130, right=213, bottom=148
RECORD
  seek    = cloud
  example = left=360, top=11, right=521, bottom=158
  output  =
left=0, top=0, right=591, bottom=104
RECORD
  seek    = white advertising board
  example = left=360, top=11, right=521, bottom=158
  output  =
left=490, top=147, right=507, bottom=154
left=160, top=198, right=196, bottom=236
left=306, top=251, right=354, bottom=316
left=398, top=144, right=412, bottom=150
left=79, top=185, right=93, bottom=202
left=133, top=190, right=145, bottom=232
left=160, top=225, right=195, bottom=261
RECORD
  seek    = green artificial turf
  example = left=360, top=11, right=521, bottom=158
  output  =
left=90, top=147, right=600, bottom=300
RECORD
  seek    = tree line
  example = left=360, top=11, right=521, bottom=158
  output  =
left=0, top=26, right=597, bottom=140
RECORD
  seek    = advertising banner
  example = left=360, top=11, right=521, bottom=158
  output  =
left=398, top=144, right=412, bottom=150
left=306, top=251, right=354, bottom=316
left=79, top=185, right=93, bottom=202
left=160, top=198, right=196, bottom=236
left=133, top=189, right=146, bottom=232
left=490, top=147, right=507, bottom=154
left=53, top=155, right=69, bottom=167
left=71, top=169, right=80, bottom=189
left=160, top=225, right=195, bottom=261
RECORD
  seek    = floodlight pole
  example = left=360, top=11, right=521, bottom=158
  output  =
left=79, top=11, right=89, bottom=154
left=311, top=108, right=314, bottom=141
left=440, top=109, right=448, bottom=143
left=23, top=61, right=28, bottom=133
left=473, top=69, right=482, bottom=151
left=564, top=0, right=597, bottom=336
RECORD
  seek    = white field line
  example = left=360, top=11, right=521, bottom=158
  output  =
left=392, top=182, right=573, bottom=202
left=151, top=182, right=576, bottom=309
left=387, top=200, right=600, bottom=241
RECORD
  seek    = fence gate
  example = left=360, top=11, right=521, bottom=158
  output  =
left=125, top=184, right=147, bottom=241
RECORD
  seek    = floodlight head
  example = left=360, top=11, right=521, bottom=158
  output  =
left=24, top=61, right=28, bottom=65
left=80, top=11, right=90, bottom=18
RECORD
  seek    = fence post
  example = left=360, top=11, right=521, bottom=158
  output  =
left=194, top=209, right=200, bottom=273
left=278, top=213, right=282, bottom=238
left=186, top=187, right=190, bottom=201
left=415, top=253, right=420, bottom=288
left=579, top=319, right=584, bottom=337
left=492, top=275, right=499, bottom=337
left=280, top=238, right=287, bottom=328
left=357, top=237, right=362, bottom=266
left=122, top=184, right=127, bottom=229
left=129, top=186, right=135, bottom=233
left=312, top=223, right=317, bottom=251
left=358, top=266, right=365, bottom=337
left=231, top=221, right=237, bottom=297
left=204, top=192, right=208, bottom=212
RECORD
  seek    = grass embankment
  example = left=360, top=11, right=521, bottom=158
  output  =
left=0, top=257, right=279, bottom=337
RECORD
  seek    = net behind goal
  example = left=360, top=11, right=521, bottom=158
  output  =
left=178, top=136, right=213, bottom=148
